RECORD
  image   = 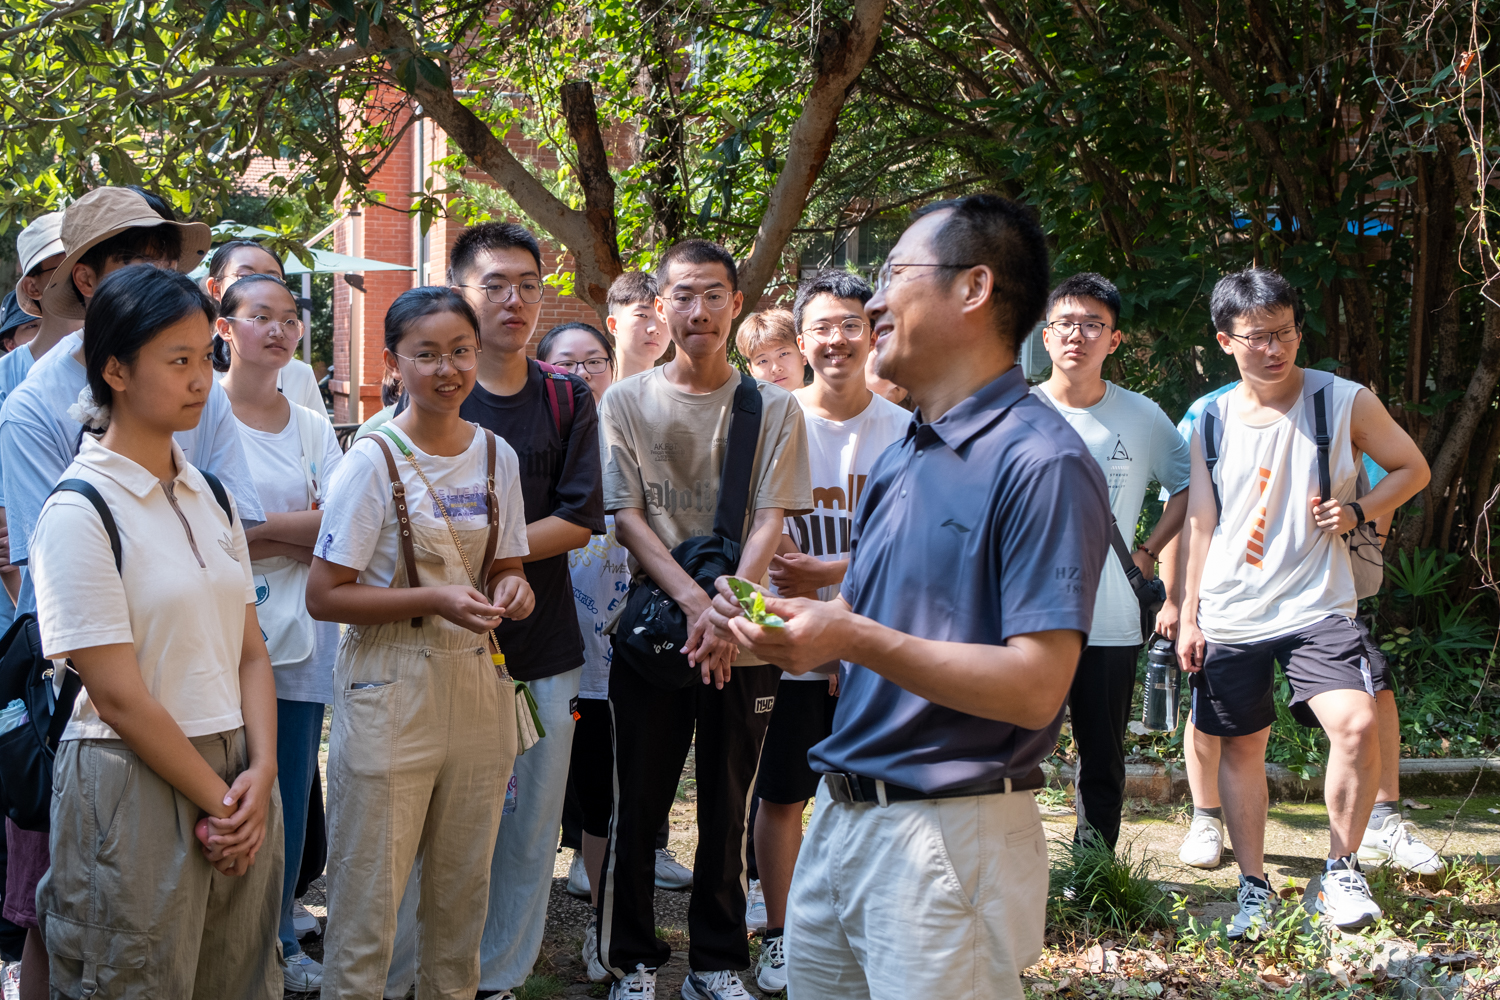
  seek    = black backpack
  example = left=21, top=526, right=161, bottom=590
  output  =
left=0, top=473, right=231, bottom=831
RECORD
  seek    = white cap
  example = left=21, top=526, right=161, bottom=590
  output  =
left=15, top=212, right=65, bottom=316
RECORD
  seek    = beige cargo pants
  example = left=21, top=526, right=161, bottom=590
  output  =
left=38, top=728, right=284, bottom=1000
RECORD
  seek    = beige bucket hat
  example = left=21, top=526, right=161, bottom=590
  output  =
left=14, top=211, right=65, bottom=316
left=41, top=188, right=211, bottom=321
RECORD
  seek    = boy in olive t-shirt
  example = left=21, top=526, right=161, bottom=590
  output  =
left=594, top=240, right=810, bottom=1000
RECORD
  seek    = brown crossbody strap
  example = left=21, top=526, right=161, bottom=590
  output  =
left=371, top=434, right=424, bottom=628
left=480, top=428, right=499, bottom=591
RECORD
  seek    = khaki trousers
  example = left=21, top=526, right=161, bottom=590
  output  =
left=785, top=779, right=1048, bottom=1000
left=38, top=729, right=283, bottom=1000
left=321, top=620, right=516, bottom=999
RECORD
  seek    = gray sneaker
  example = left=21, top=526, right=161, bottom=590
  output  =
left=1227, top=875, right=1277, bottom=940
left=681, top=969, right=754, bottom=1000
left=755, top=933, right=787, bottom=993
left=609, top=964, right=655, bottom=1000
left=654, top=848, right=693, bottom=890
left=567, top=850, right=592, bottom=899
left=283, top=950, right=324, bottom=993
left=582, top=914, right=610, bottom=982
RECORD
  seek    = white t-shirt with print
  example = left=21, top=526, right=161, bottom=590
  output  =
left=570, top=514, right=630, bottom=700
left=317, top=422, right=528, bottom=586
left=31, top=437, right=257, bottom=741
left=236, top=408, right=346, bottom=704
left=780, top=391, right=909, bottom=680
left=1033, top=380, right=1191, bottom=646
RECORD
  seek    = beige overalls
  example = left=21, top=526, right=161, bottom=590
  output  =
left=321, top=430, right=518, bottom=999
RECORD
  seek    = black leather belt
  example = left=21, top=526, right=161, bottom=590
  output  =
left=822, top=767, right=1045, bottom=805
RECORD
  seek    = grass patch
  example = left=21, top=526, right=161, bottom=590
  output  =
left=514, top=974, right=567, bottom=1000
left=1048, top=837, right=1174, bottom=933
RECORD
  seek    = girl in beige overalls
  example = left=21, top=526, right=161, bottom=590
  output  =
left=307, top=287, right=534, bottom=998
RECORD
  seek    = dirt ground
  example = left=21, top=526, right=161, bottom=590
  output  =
left=292, top=713, right=1500, bottom=998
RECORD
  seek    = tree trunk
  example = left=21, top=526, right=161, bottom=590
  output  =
left=736, top=0, right=887, bottom=309
left=561, top=80, right=625, bottom=320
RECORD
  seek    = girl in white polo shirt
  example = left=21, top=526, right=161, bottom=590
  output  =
left=216, top=272, right=344, bottom=991
left=307, top=286, right=532, bottom=997
left=30, top=265, right=282, bottom=999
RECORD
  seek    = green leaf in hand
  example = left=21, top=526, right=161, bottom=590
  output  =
left=727, top=577, right=785, bottom=627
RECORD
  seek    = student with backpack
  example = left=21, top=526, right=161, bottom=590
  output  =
left=216, top=273, right=344, bottom=992
left=1178, top=269, right=1430, bottom=936
left=307, top=286, right=532, bottom=998
left=28, top=265, right=283, bottom=999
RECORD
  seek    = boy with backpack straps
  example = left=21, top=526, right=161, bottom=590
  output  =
left=1178, top=269, right=1430, bottom=937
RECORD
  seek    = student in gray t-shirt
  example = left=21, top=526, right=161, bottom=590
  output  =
left=1031, top=272, right=1190, bottom=852
left=710, top=195, right=1111, bottom=1000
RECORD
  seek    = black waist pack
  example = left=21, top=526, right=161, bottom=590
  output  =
left=614, top=373, right=763, bottom=690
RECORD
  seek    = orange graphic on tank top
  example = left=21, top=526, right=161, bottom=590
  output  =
left=1245, top=467, right=1271, bottom=567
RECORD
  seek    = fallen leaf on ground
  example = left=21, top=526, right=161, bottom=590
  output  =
left=1487, top=807, right=1499, bottom=814
left=1403, top=798, right=1432, bottom=810
left=1258, top=972, right=1291, bottom=987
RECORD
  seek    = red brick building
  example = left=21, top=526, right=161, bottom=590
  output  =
left=326, top=110, right=610, bottom=422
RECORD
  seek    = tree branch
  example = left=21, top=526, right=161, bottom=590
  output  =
left=737, top=0, right=887, bottom=308
left=560, top=79, right=624, bottom=314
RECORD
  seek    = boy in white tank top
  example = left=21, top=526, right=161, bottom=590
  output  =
left=1178, top=269, right=1430, bottom=937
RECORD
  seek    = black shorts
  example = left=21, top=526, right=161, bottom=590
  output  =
left=1190, top=615, right=1391, bottom=737
left=754, top=678, right=838, bottom=805
left=570, top=697, right=614, bottom=838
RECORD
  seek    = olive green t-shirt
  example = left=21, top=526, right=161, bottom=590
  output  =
left=599, top=365, right=812, bottom=665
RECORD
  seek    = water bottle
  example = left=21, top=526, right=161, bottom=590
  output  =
left=1141, top=634, right=1181, bottom=732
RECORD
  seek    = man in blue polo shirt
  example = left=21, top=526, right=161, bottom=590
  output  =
left=709, top=195, right=1110, bottom=1000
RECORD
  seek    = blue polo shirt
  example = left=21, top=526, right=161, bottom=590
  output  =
left=807, top=365, right=1111, bottom=794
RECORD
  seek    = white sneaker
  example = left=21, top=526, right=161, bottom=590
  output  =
left=292, top=900, right=321, bottom=940
left=1178, top=815, right=1224, bottom=869
left=744, top=879, right=767, bottom=932
left=681, top=969, right=754, bottom=1000
left=1316, top=859, right=1383, bottom=931
left=567, top=850, right=592, bottom=899
left=1227, top=875, right=1277, bottom=940
left=582, top=914, right=609, bottom=982
left=755, top=933, right=787, bottom=993
left=283, top=951, right=325, bottom=992
left=654, top=847, right=693, bottom=890
left=1358, top=815, right=1442, bottom=875
left=610, top=964, right=655, bottom=1000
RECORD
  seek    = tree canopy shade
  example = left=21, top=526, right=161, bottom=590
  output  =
left=0, top=0, right=1495, bottom=559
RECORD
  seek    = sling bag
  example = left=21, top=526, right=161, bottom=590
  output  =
left=1200, top=370, right=1383, bottom=599
left=614, top=372, right=764, bottom=691
left=0, top=473, right=232, bottom=831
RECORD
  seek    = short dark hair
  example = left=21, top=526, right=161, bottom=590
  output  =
left=1209, top=268, right=1305, bottom=333
left=213, top=274, right=296, bottom=372
left=84, top=265, right=215, bottom=409
left=607, top=271, right=658, bottom=311
left=208, top=240, right=284, bottom=285
left=910, top=194, right=1049, bottom=353
left=1046, top=272, right=1121, bottom=328
left=792, top=270, right=872, bottom=333
left=448, top=222, right=543, bottom=283
left=656, top=239, right=738, bottom=292
left=384, top=286, right=480, bottom=354
left=537, top=321, right=615, bottom=372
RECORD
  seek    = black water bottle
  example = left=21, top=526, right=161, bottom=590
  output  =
left=1142, top=634, right=1181, bottom=732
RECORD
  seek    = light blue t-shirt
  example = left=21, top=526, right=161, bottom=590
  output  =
left=0, top=332, right=265, bottom=614
left=1165, top=380, right=1386, bottom=500
left=0, top=342, right=38, bottom=632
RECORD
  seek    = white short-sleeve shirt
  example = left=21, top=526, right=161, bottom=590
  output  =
left=30, top=436, right=257, bottom=741
left=317, top=422, right=528, bottom=586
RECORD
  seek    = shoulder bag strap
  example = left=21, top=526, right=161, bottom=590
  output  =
left=199, top=471, right=234, bottom=525
left=480, top=428, right=500, bottom=592
left=712, top=372, right=765, bottom=544
left=1310, top=387, right=1332, bottom=505
left=46, top=479, right=122, bottom=745
left=371, top=433, right=423, bottom=627
left=1202, top=409, right=1223, bottom=519
left=1109, top=516, right=1148, bottom=596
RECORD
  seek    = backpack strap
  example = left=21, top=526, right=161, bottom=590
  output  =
left=480, top=428, right=500, bottom=593
left=199, top=471, right=235, bottom=525
left=535, top=361, right=577, bottom=442
left=712, top=373, right=765, bottom=543
left=371, top=434, right=423, bottom=628
left=1299, top=370, right=1337, bottom=505
left=1201, top=408, right=1223, bottom=519
left=50, top=480, right=122, bottom=571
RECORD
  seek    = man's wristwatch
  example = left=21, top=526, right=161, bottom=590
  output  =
left=1348, top=501, right=1366, bottom=526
